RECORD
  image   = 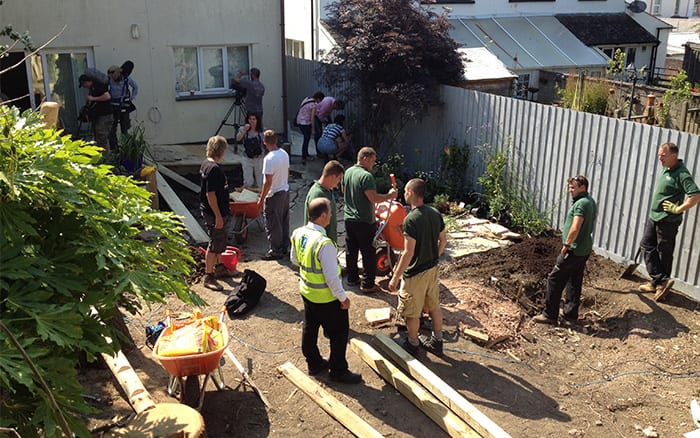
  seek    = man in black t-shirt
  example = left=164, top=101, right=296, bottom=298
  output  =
left=200, top=135, right=236, bottom=290
left=78, top=71, right=113, bottom=152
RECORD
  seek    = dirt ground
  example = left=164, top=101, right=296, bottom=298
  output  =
left=83, top=159, right=700, bottom=437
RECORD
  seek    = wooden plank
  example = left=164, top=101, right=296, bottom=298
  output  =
left=156, top=163, right=201, bottom=193
left=350, top=338, right=479, bottom=438
left=156, top=172, right=209, bottom=244
left=372, top=333, right=511, bottom=438
left=225, top=348, right=273, bottom=411
left=458, top=324, right=490, bottom=344
left=276, top=362, right=383, bottom=438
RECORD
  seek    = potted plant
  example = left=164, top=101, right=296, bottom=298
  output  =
left=119, top=123, right=148, bottom=172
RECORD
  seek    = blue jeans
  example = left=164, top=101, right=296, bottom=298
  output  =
left=299, top=124, right=313, bottom=159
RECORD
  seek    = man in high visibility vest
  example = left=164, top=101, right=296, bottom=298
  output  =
left=291, top=198, right=362, bottom=384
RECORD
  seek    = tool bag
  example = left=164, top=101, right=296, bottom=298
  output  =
left=224, top=269, right=266, bottom=317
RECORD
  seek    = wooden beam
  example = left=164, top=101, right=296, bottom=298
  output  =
left=225, top=348, right=273, bottom=411
left=155, top=171, right=209, bottom=244
left=372, top=333, right=511, bottom=438
left=101, top=348, right=156, bottom=414
left=156, top=163, right=201, bottom=193
left=349, top=339, right=479, bottom=438
left=276, top=362, right=383, bottom=438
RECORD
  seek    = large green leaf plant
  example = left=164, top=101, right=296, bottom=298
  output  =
left=0, top=106, right=204, bottom=436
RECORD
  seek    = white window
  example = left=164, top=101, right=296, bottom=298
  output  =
left=652, top=0, right=661, bottom=15
left=173, top=46, right=250, bottom=97
left=285, top=39, right=305, bottom=58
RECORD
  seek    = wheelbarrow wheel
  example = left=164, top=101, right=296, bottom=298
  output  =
left=232, top=215, right=247, bottom=244
left=182, top=375, right=201, bottom=408
left=375, top=247, right=397, bottom=277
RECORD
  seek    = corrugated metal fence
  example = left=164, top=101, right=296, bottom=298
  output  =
left=287, top=57, right=700, bottom=299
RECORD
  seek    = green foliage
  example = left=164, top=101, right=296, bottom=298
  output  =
left=373, top=152, right=407, bottom=194
left=438, top=140, right=470, bottom=200
left=477, top=144, right=550, bottom=235
left=659, top=69, right=696, bottom=126
left=606, top=48, right=626, bottom=76
left=557, top=79, right=610, bottom=115
left=119, top=123, right=150, bottom=163
left=0, top=106, right=203, bottom=436
left=324, top=0, right=464, bottom=148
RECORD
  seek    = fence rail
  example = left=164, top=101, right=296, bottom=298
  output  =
left=287, top=57, right=700, bottom=299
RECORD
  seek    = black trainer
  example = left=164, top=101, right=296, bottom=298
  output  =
left=329, top=370, right=362, bottom=384
left=418, top=334, right=443, bottom=357
left=308, top=359, right=329, bottom=376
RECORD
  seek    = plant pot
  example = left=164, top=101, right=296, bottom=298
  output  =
left=121, top=157, right=143, bottom=173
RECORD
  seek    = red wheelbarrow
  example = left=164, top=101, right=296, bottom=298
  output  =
left=229, top=200, right=262, bottom=244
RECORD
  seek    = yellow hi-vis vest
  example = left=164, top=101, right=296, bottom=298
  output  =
left=292, top=226, right=341, bottom=303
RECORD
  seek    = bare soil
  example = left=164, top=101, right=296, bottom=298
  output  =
left=84, top=161, right=700, bottom=437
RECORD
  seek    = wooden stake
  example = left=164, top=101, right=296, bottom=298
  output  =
left=372, top=333, right=511, bottom=438
left=277, top=362, right=383, bottom=438
left=350, top=338, right=479, bottom=438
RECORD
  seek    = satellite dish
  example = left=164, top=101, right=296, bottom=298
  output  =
left=627, top=0, right=647, bottom=13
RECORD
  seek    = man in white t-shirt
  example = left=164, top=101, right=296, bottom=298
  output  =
left=257, top=130, right=290, bottom=260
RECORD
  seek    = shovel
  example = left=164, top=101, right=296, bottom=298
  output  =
left=620, top=247, right=642, bottom=279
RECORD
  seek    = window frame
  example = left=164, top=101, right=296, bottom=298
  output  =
left=173, top=45, right=251, bottom=100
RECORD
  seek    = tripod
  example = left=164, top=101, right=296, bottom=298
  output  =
left=215, top=98, right=248, bottom=147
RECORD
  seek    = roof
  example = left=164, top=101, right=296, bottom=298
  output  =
left=555, top=13, right=659, bottom=46
left=449, top=16, right=608, bottom=71
left=458, top=47, right=517, bottom=81
left=667, top=32, right=700, bottom=56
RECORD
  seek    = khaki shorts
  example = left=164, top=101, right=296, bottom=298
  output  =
left=397, top=266, right=439, bottom=319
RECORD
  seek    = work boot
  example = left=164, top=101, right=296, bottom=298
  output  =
left=654, top=279, right=674, bottom=302
left=418, top=334, right=444, bottom=357
left=532, top=313, right=557, bottom=325
left=638, top=282, right=655, bottom=293
left=214, top=263, right=238, bottom=278
left=203, top=273, right=223, bottom=291
left=397, top=338, right=421, bottom=357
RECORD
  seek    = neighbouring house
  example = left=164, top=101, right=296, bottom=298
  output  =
left=645, top=0, right=696, bottom=17
left=0, top=1, right=286, bottom=146
left=457, top=48, right=518, bottom=96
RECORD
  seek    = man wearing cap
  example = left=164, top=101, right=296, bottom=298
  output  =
left=107, top=64, right=139, bottom=151
left=79, top=70, right=113, bottom=152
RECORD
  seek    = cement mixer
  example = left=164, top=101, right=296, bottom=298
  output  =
left=373, top=174, right=406, bottom=277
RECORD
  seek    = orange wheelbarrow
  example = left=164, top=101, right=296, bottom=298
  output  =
left=229, top=200, right=262, bottom=244
left=152, top=309, right=229, bottom=410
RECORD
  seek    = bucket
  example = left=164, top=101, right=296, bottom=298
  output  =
left=198, top=246, right=241, bottom=271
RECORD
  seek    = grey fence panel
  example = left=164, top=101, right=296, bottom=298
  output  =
left=287, top=59, right=700, bottom=298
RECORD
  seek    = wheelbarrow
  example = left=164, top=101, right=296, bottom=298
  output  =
left=229, top=200, right=262, bottom=244
left=152, top=309, right=229, bottom=410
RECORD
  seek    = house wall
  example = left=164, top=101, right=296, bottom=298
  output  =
left=285, top=0, right=315, bottom=59
left=629, top=11, right=674, bottom=70
left=1, top=0, right=284, bottom=146
left=647, top=0, right=694, bottom=17
left=423, top=0, right=623, bottom=17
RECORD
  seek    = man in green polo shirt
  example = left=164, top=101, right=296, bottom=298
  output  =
left=534, top=175, right=597, bottom=324
left=304, top=160, right=344, bottom=243
left=342, top=147, right=397, bottom=293
left=389, top=178, right=447, bottom=356
left=639, top=142, right=700, bottom=301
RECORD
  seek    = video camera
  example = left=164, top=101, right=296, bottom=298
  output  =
left=230, top=81, right=247, bottom=104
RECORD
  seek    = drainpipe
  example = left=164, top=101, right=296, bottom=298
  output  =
left=649, top=27, right=661, bottom=83
left=311, top=0, right=315, bottom=60
left=280, top=0, right=289, bottom=138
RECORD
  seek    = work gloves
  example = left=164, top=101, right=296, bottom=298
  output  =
left=662, top=200, right=682, bottom=214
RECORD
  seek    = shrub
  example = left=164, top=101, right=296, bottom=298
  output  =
left=477, top=144, right=550, bottom=235
left=0, top=106, right=203, bottom=436
left=557, top=77, right=610, bottom=115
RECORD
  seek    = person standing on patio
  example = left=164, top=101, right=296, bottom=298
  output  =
left=257, top=130, right=290, bottom=260
left=534, top=175, right=597, bottom=324
left=638, top=142, right=700, bottom=301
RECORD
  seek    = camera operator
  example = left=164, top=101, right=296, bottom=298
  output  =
left=79, top=70, right=113, bottom=153
left=108, top=64, right=139, bottom=151
left=232, top=67, right=265, bottom=126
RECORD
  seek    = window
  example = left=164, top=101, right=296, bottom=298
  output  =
left=173, top=46, right=250, bottom=98
left=285, top=39, right=305, bottom=58
left=652, top=0, right=661, bottom=14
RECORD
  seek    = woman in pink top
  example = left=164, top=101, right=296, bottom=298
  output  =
left=296, top=92, right=324, bottom=164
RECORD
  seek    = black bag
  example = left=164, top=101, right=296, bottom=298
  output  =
left=243, top=133, right=263, bottom=158
left=224, top=269, right=266, bottom=317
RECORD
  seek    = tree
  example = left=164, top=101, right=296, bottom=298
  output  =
left=0, top=106, right=204, bottom=436
left=324, top=0, right=464, bottom=151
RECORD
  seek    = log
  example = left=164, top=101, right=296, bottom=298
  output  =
left=101, top=348, right=155, bottom=415
left=372, top=333, right=511, bottom=438
left=103, top=403, right=205, bottom=437
left=156, top=171, right=209, bottom=243
left=459, top=324, right=490, bottom=344
left=350, top=338, right=479, bottom=438
left=277, top=362, right=383, bottom=438
left=156, top=163, right=201, bottom=193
